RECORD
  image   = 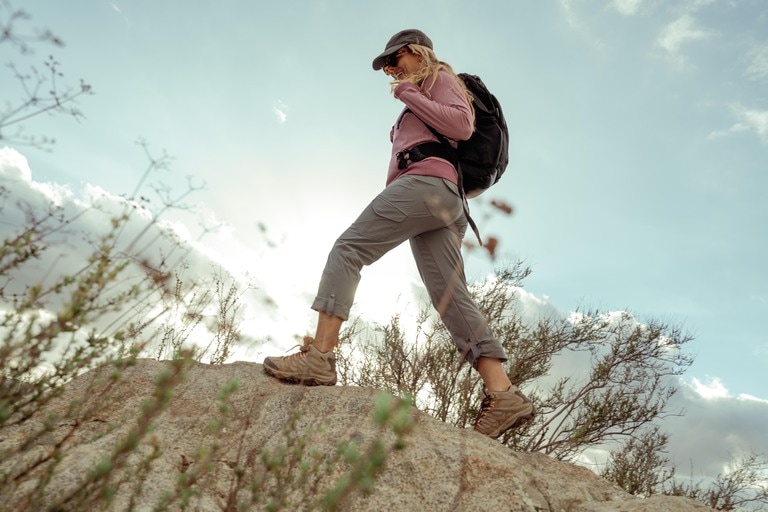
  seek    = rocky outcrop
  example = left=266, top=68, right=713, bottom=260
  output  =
left=0, top=360, right=712, bottom=511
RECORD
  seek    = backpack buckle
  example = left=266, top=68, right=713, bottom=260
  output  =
left=396, top=146, right=428, bottom=170
left=396, top=150, right=411, bottom=170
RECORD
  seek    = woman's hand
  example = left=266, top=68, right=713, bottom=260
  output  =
left=383, top=65, right=404, bottom=81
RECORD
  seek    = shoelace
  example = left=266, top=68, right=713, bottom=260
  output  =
left=474, top=395, right=495, bottom=428
left=283, top=337, right=314, bottom=359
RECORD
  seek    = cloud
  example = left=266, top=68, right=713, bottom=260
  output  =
left=272, top=100, right=289, bottom=124
left=746, top=43, right=768, bottom=81
left=0, top=148, right=75, bottom=207
left=690, top=376, right=729, bottom=399
left=109, top=1, right=131, bottom=27
left=505, top=301, right=768, bottom=485
left=559, top=0, right=581, bottom=29
left=580, top=375, right=768, bottom=487
left=664, top=378, right=768, bottom=482
left=557, top=0, right=606, bottom=49
left=656, top=14, right=711, bottom=65
left=0, top=148, right=32, bottom=181
left=1, top=148, right=193, bottom=288
left=513, top=286, right=563, bottom=324
left=273, top=107, right=287, bottom=124
left=612, top=0, right=644, bottom=16
left=0, top=147, right=279, bottom=360
left=709, top=105, right=768, bottom=144
left=734, top=107, right=768, bottom=143
left=684, top=0, right=716, bottom=12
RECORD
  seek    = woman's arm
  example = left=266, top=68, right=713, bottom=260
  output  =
left=394, top=70, right=474, bottom=141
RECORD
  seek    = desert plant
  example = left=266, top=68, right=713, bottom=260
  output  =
left=337, top=261, right=694, bottom=460
left=222, top=392, right=415, bottom=512
left=335, top=262, right=768, bottom=510
left=2, top=347, right=417, bottom=511
left=663, top=453, right=768, bottom=511
left=2, top=6, right=413, bottom=510
left=599, top=425, right=675, bottom=497
left=0, top=0, right=92, bottom=149
left=600, top=426, right=768, bottom=511
left=0, top=167, right=253, bottom=507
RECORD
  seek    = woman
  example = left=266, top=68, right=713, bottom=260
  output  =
left=263, top=29, right=534, bottom=439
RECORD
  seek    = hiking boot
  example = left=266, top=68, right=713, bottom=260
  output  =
left=473, top=386, right=535, bottom=438
left=263, top=337, right=337, bottom=386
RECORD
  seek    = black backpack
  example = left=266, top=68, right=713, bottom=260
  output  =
left=397, top=73, right=509, bottom=198
left=451, top=73, right=509, bottom=197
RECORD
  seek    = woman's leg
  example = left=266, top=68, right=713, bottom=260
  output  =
left=409, top=224, right=509, bottom=375
left=476, top=357, right=512, bottom=392
left=264, top=176, right=453, bottom=382
left=313, top=312, right=343, bottom=352
left=408, top=181, right=534, bottom=437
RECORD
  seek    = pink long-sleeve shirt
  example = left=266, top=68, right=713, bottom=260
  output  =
left=386, top=69, right=474, bottom=186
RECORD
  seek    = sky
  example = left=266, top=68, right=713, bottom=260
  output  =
left=2, top=0, right=767, bottom=489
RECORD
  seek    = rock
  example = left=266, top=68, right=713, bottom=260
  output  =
left=0, top=359, right=712, bottom=511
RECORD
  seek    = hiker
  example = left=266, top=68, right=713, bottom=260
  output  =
left=263, top=29, right=534, bottom=439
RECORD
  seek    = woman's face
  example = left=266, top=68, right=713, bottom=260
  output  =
left=382, top=47, right=422, bottom=79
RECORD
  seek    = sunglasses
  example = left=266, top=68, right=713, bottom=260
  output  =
left=384, top=48, right=408, bottom=68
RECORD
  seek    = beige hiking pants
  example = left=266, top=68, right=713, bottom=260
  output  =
left=311, top=175, right=507, bottom=368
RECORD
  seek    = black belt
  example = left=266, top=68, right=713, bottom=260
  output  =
left=396, top=142, right=457, bottom=170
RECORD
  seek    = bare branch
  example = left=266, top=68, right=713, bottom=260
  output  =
left=0, top=0, right=64, bottom=54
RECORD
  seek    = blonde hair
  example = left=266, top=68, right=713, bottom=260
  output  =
left=391, top=44, right=474, bottom=112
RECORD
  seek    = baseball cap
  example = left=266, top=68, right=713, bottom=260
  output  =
left=371, top=29, right=433, bottom=70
